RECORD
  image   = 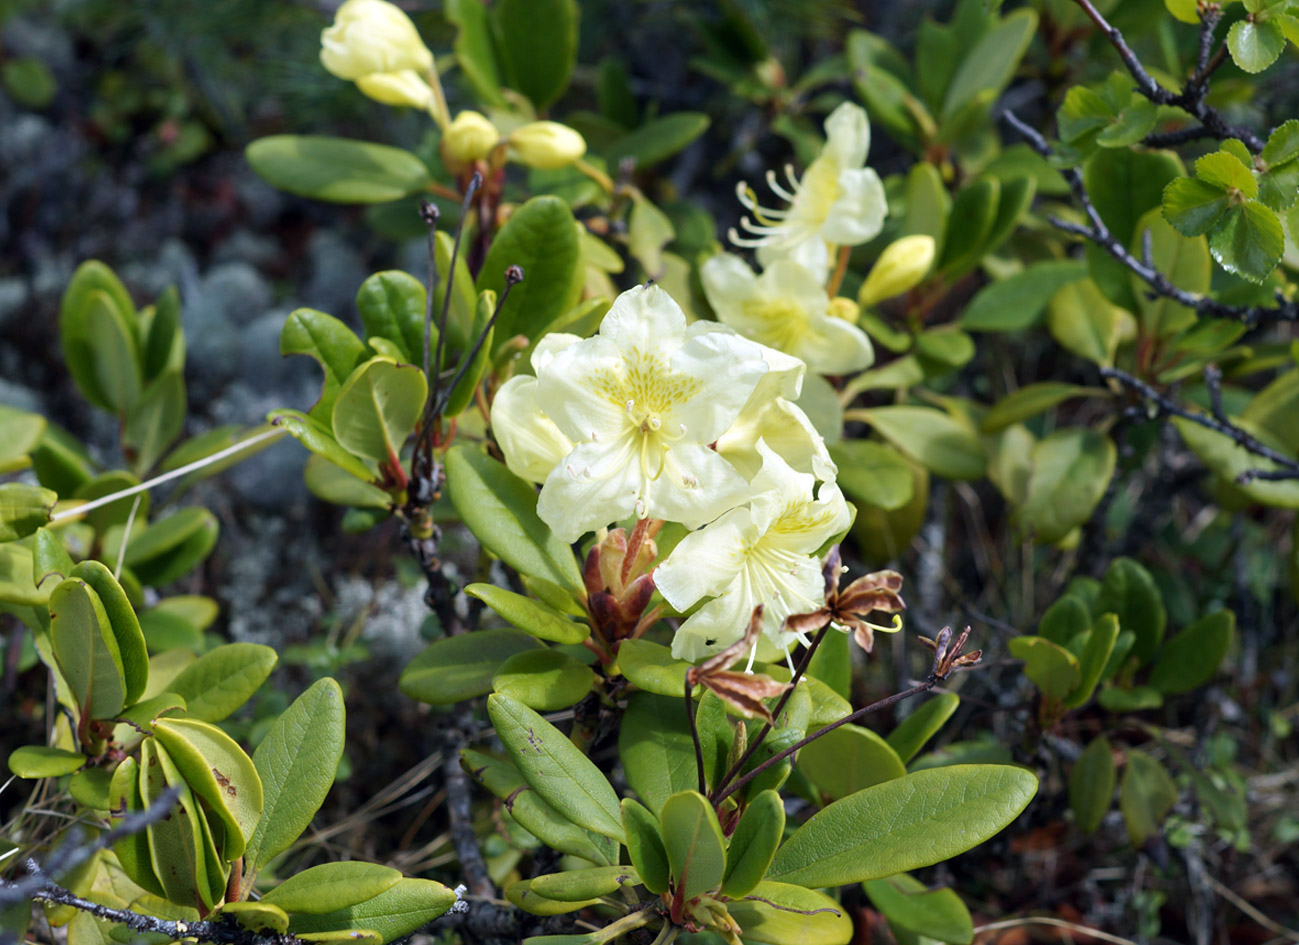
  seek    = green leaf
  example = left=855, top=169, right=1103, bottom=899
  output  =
left=1063, top=613, right=1120, bottom=708
left=244, top=678, right=346, bottom=879
left=119, top=508, right=220, bottom=588
left=618, top=692, right=699, bottom=816
left=1008, top=636, right=1082, bottom=701
left=1039, top=596, right=1091, bottom=646
left=1227, top=17, right=1286, bottom=72
left=479, top=196, right=580, bottom=349
left=167, top=642, right=277, bottom=722
left=959, top=261, right=1089, bottom=332
left=463, top=748, right=614, bottom=864
left=246, top=136, right=433, bottom=204
left=1047, top=280, right=1127, bottom=367
left=768, top=765, right=1038, bottom=886
left=280, top=308, right=368, bottom=420
left=627, top=194, right=675, bottom=279
left=1130, top=209, right=1210, bottom=337
left=659, top=791, right=726, bottom=901
left=720, top=789, right=784, bottom=898
left=261, top=863, right=402, bottom=915
left=218, top=901, right=290, bottom=935
left=1, top=544, right=45, bottom=608
left=914, top=327, right=976, bottom=372
left=493, top=649, right=594, bottom=711
left=605, top=113, right=711, bottom=169
left=506, top=879, right=599, bottom=916
left=69, top=560, right=148, bottom=707
left=442, top=289, right=496, bottom=418
left=1097, top=557, right=1167, bottom=665
left=1162, top=177, right=1232, bottom=237
left=1088, top=147, right=1185, bottom=245
left=445, top=0, right=504, bottom=105
left=1097, top=684, right=1162, bottom=711
left=123, top=372, right=187, bottom=475
left=269, top=409, right=378, bottom=484
left=49, top=577, right=126, bottom=722
left=828, top=441, right=913, bottom=511
left=32, top=527, right=73, bottom=590
left=1015, top=429, right=1116, bottom=545
left=1209, top=199, right=1285, bottom=283
left=147, top=738, right=227, bottom=910
left=886, top=692, right=959, bottom=764
left=862, top=873, right=974, bottom=945
left=331, top=358, right=427, bottom=468
left=0, top=405, right=46, bottom=474
left=1258, top=157, right=1299, bottom=211
left=1069, top=735, right=1115, bottom=833
left=356, top=271, right=429, bottom=365
left=2, top=56, right=56, bottom=108
left=941, top=9, right=1037, bottom=120
left=726, top=882, right=851, bottom=945
left=444, top=446, right=583, bottom=592
left=1148, top=610, right=1234, bottom=695
left=60, top=261, right=136, bottom=412
left=465, top=583, right=589, bottom=644
left=1195, top=151, right=1258, bottom=196
left=614, top=639, right=692, bottom=702
left=85, top=290, right=143, bottom=415
left=981, top=384, right=1105, bottom=434
left=7, top=745, right=85, bottom=779
left=287, top=878, right=457, bottom=944
left=620, top=799, right=670, bottom=894
left=0, top=483, right=56, bottom=542
left=937, top=178, right=999, bottom=277
left=530, top=866, right=638, bottom=903
left=799, top=724, right=907, bottom=798
left=1120, top=750, right=1177, bottom=846
left=495, top=0, right=578, bottom=110
left=68, top=765, right=114, bottom=809
left=141, top=286, right=184, bottom=383
left=108, top=757, right=166, bottom=898
left=1261, top=118, right=1299, bottom=167
left=303, top=455, right=393, bottom=509
left=1173, top=414, right=1299, bottom=508
left=858, top=406, right=985, bottom=480
left=487, top=693, right=624, bottom=841
left=400, top=628, right=541, bottom=705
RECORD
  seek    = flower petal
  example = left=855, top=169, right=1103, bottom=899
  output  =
left=823, top=102, right=871, bottom=169
left=532, top=333, right=627, bottom=443
left=653, top=443, right=753, bottom=531
left=668, top=330, right=770, bottom=444
left=536, top=436, right=641, bottom=542
left=821, top=167, right=888, bottom=247
left=787, top=313, right=875, bottom=376
left=490, top=376, right=573, bottom=484
left=699, top=254, right=761, bottom=327
left=597, top=283, right=687, bottom=355
left=655, top=506, right=754, bottom=610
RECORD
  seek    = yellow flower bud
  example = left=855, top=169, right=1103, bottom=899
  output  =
left=827, top=296, right=861, bottom=324
left=354, top=70, right=434, bottom=110
left=508, top=121, right=586, bottom=170
left=320, top=0, right=434, bottom=81
left=441, top=110, right=500, bottom=168
left=857, top=235, right=935, bottom=307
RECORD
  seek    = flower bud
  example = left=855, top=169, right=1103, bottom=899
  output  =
left=826, top=296, right=861, bottom=324
left=354, top=70, right=434, bottom=110
left=441, top=110, right=500, bottom=168
left=508, top=121, right=586, bottom=170
left=857, top=234, right=935, bottom=307
left=320, top=0, right=434, bottom=81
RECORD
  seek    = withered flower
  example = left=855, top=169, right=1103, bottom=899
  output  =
left=783, top=545, right=906, bottom=653
left=686, top=606, right=791, bottom=723
left=918, top=625, right=982, bottom=679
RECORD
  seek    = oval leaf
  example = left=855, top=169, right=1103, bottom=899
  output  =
left=261, top=862, right=402, bottom=915
left=246, top=136, right=433, bottom=204
left=492, top=648, right=594, bottom=711
left=168, top=642, right=277, bottom=722
left=659, top=791, right=726, bottom=901
left=466, top=583, right=589, bottom=644
left=400, top=628, right=542, bottom=705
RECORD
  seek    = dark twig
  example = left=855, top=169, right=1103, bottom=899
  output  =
left=1002, top=112, right=1298, bottom=327
left=441, top=705, right=494, bottom=900
left=1102, top=365, right=1299, bottom=483
left=429, top=265, right=523, bottom=419
left=684, top=675, right=707, bottom=795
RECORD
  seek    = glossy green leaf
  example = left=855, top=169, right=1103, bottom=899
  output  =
left=621, top=798, right=669, bottom=894
left=721, top=789, right=784, bottom=898
left=726, top=882, right=851, bottom=945
left=1039, top=595, right=1091, bottom=647
left=400, top=628, right=542, bottom=705
left=959, top=261, right=1089, bottom=332
left=1120, top=749, right=1177, bottom=846
left=167, top=642, right=277, bottom=722
left=356, top=271, right=428, bottom=365
left=768, top=765, right=1038, bottom=886
left=124, top=372, right=186, bottom=475
left=68, top=765, right=114, bottom=809
left=1149, top=610, right=1234, bottom=695
left=441, top=289, right=496, bottom=419
left=659, top=791, right=725, bottom=901
left=145, top=739, right=224, bottom=910
left=1008, top=636, right=1081, bottom=700
left=941, top=9, right=1037, bottom=120
left=0, top=483, right=56, bottom=542
left=981, top=384, right=1106, bottom=434
left=218, top=901, right=289, bottom=935
left=615, top=639, right=692, bottom=699
left=69, top=561, right=148, bottom=706
left=694, top=691, right=735, bottom=792
left=1097, top=557, right=1168, bottom=665
left=858, top=406, right=985, bottom=480
left=799, top=724, right=907, bottom=798
left=1015, top=428, right=1116, bottom=545
left=60, top=261, right=136, bottom=412
left=530, top=865, right=638, bottom=903
left=605, top=113, right=711, bottom=169
left=862, top=873, right=973, bottom=945
left=108, top=756, right=166, bottom=898
left=49, top=577, right=126, bottom=722
left=618, top=691, right=698, bottom=816
left=1162, top=177, right=1232, bottom=237
left=85, top=290, right=142, bottom=415
left=1227, top=17, right=1286, bottom=72
left=487, top=693, right=623, bottom=841
left=122, top=507, right=219, bottom=587
left=1047, top=280, right=1127, bottom=367
left=1130, top=209, right=1210, bottom=337
left=246, top=136, right=433, bottom=203
left=465, top=583, right=589, bottom=644
left=1196, top=151, right=1257, bottom=195
left=443, top=446, right=583, bottom=592
left=479, top=196, right=580, bottom=349
left=886, top=692, right=959, bottom=764
left=331, top=358, right=427, bottom=468
left=279, top=308, right=368, bottom=419
left=303, top=455, right=392, bottom=509
left=0, top=405, right=46, bottom=474
left=495, top=0, right=577, bottom=110
left=142, top=286, right=184, bottom=383
left=261, top=862, right=402, bottom=915
left=7, top=745, right=85, bottom=779
left=445, top=0, right=504, bottom=105
left=244, top=678, right=346, bottom=878
left=462, top=748, right=614, bottom=864
left=269, top=409, right=378, bottom=483
left=1064, top=613, right=1120, bottom=708
left=937, top=178, right=998, bottom=277
left=506, top=879, right=598, bottom=916
left=1069, top=735, right=1115, bottom=833
left=492, top=648, right=594, bottom=711
left=1209, top=199, right=1285, bottom=283
left=1173, top=414, right=1299, bottom=508
left=287, top=878, right=457, bottom=944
